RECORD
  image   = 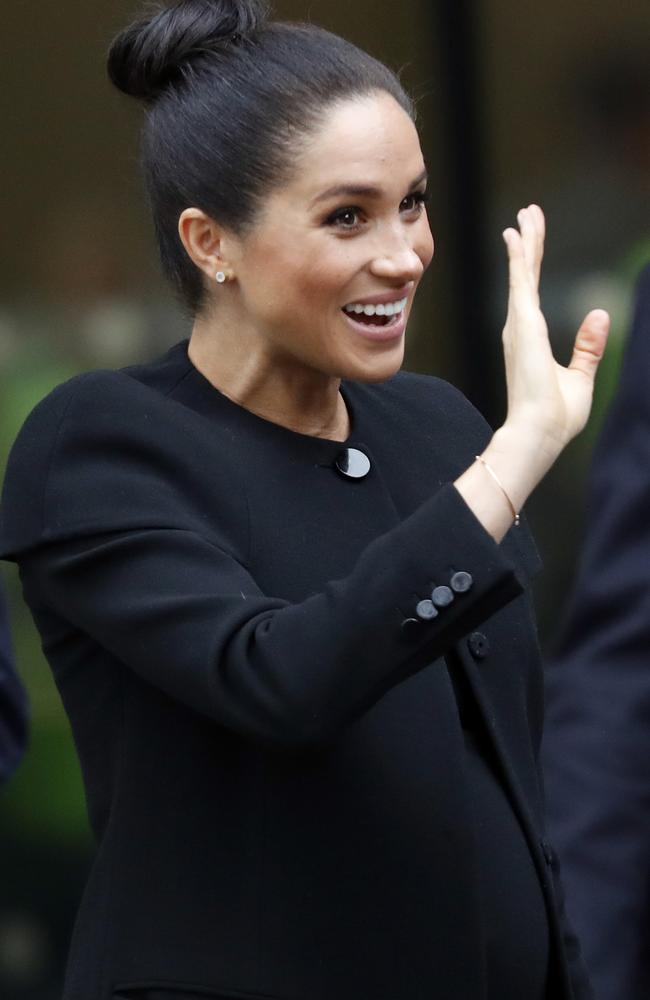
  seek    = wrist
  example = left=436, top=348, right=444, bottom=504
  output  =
left=481, top=423, right=556, bottom=513
left=474, top=455, right=520, bottom=526
left=499, top=410, right=571, bottom=459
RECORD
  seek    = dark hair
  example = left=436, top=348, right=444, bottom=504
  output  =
left=108, top=0, right=414, bottom=314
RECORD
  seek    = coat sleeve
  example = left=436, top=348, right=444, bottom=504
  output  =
left=542, top=263, right=650, bottom=1000
left=2, top=371, right=527, bottom=748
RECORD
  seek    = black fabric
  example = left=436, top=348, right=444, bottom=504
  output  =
left=0, top=341, right=587, bottom=999
left=464, top=729, right=550, bottom=999
left=445, top=652, right=550, bottom=998
left=445, top=651, right=483, bottom=731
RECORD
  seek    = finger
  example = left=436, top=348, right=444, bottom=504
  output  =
left=517, top=205, right=544, bottom=295
left=502, top=227, right=541, bottom=327
left=567, top=309, right=610, bottom=382
left=517, top=208, right=536, bottom=287
left=527, top=205, right=546, bottom=288
left=503, top=227, right=530, bottom=294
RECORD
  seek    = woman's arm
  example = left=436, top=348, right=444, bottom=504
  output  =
left=21, top=480, right=523, bottom=748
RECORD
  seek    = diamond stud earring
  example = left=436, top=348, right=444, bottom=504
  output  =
left=215, top=270, right=227, bottom=284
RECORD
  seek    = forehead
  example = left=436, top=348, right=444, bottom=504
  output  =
left=288, top=92, right=425, bottom=196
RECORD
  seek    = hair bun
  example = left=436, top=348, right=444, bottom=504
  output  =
left=108, top=0, right=269, bottom=102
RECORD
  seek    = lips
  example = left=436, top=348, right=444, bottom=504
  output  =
left=342, top=303, right=407, bottom=342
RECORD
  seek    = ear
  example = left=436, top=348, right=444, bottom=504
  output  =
left=178, top=208, right=232, bottom=280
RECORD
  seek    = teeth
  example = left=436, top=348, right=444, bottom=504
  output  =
left=343, top=297, right=407, bottom=317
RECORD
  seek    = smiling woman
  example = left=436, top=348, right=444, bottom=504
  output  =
left=182, top=91, right=434, bottom=420
left=0, top=2, right=609, bottom=999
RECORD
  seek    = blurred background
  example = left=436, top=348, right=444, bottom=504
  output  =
left=1, top=0, right=648, bottom=995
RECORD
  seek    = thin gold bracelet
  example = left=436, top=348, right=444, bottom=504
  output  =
left=474, top=455, right=521, bottom=527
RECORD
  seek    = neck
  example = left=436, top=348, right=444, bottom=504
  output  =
left=188, top=319, right=350, bottom=442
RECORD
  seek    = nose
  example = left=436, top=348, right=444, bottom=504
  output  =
left=369, top=235, right=429, bottom=284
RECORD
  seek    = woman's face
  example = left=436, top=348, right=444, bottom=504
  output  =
left=223, top=91, right=434, bottom=383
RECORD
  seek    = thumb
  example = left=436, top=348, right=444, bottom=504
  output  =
left=568, top=309, right=610, bottom=382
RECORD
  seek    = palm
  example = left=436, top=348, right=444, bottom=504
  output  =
left=502, top=205, right=609, bottom=452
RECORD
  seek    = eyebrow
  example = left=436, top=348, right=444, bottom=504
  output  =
left=309, top=168, right=428, bottom=208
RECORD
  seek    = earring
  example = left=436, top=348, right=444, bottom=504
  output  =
left=215, top=270, right=227, bottom=284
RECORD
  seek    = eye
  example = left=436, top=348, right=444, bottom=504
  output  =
left=401, top=190, right=429, bottom=214
left=325, top=206, right=364, bottom=230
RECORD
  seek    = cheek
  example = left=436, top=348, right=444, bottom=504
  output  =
left=292, top=250, right=358, bottom=306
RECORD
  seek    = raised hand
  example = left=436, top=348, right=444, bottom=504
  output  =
left=501, top=204, right=610, bottom=457
left=454, top=205, right=610, bottom=543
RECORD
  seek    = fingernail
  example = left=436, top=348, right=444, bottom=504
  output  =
left=590, top=308, right=610, bottom=329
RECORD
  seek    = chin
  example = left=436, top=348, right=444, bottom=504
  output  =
left=345, top=340, right=405, bottom=383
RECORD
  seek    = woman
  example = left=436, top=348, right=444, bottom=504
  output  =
left=0, top=2, right=609, bottom=998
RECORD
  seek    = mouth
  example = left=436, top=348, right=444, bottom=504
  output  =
left=342, top=296, right=408, bottom=327
left=341, top=295, right=408, bottom=341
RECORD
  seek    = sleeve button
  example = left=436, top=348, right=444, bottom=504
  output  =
left=431, top=585, right=454, bottom=608
left=450, top=571, right=473, bottom=593
left=416, top=599, right=438, bottom=621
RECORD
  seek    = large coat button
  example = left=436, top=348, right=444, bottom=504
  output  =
left=467, top=631, right=490, bottom=659
left=431, top=585, right=454, bottom=608
left=334, top=448, right=371, bottom=479
left=450, top=571, right=473, bottom=593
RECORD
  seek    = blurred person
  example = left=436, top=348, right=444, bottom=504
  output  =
left=543, top=262, right=650, bottom=1000
left=0, top=2, right=609, bottom=998
left=0, top=582, right=28, bottom=785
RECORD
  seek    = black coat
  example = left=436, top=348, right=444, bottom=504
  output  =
left=543, top=263, right=650, bottom=1000
left=0, top=342, right=588, bottom=1000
